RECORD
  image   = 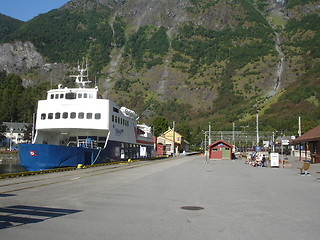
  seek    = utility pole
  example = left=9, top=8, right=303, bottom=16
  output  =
left=204, top=131, right=208, bottom=163
left=172, top=121, right=175, bottom=157
left=298, top=116, right=301, bottom=137
left=272, top=132, right=275, bottom=153
left=208, top=122, right=211, bottom=146
left=232, top=122, right=235, bottom=146
left=256, top=114, right=259, bottom=148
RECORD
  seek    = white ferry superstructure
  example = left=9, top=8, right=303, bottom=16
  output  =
left=19, top=64, right=155, bottom=171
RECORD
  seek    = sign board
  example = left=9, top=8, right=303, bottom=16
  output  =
left=282, top=140, right=290, bottom=145
left=255, top=146, right=261, bottom=151
left=263, top=141, right=269, bottom=147
left=270, top=153, right=279, bottom=167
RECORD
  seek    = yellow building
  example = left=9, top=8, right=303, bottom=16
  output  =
left=157, top=128, right=189, bottom=156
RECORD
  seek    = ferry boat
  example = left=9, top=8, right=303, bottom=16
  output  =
left=19, top=62, right=155, bottom=171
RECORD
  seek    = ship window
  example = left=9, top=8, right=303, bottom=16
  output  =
left=70, top=112, right=76, bottom=119
left=48, top=113, right=53, bottom=119
left=62, top=112, right=68, bottom=119
left=114, top=116, right=117, bottom=123
left=78, top=112, right=84, bottom=119
left=41, top=113, right=46, bottom=120
left=84, top=93, right=88, bottom=98
left=66, top=92, right=76, bottom=99
left=78, top=93, right=82, bottom=98
left=89, top=93, right=93, bottom=98
left=87, top=113, right=92, bottom=119
left=113, top=107, right=119, bottom=113
left=50, top=94, right=54, bottom=99
left=95, top=113, right=101, bottom=119
left=55, top=112, right=61, bottom=119
left=55, top=94, right=59, bottom=99
left=60, top=94, right=64, bottom=99
left=112, top=115, right=114, bottom=122
left=69, top=137, right=76, bottom=141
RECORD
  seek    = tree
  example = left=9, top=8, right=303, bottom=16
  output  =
left=151, top=116, right=169, bottom=137
left=0, top=122, right=5, bottom=142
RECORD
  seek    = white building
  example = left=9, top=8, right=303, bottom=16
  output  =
left=1, top=122, right=31, bottom=149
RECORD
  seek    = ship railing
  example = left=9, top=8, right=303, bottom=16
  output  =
left=77, top=139, right=98, bottom=149
left=67, top=141, right=77, bottom=147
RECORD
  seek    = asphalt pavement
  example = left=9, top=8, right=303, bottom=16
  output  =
left=0, top=155, right=319, bottom=240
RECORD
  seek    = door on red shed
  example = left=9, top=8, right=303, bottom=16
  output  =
left=222, top=147, right=230, bottom=159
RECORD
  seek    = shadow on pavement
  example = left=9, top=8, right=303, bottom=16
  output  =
left=0, top=205, right=82, bottom=230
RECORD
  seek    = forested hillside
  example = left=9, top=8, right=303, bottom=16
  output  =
left=0, top=0, right=319, bottom=145
left=0, top=14, right=23, bottom=41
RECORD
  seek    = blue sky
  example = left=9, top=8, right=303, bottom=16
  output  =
left=1, top=0, right=71, bottom=21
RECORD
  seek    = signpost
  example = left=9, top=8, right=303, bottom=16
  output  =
left=270, top=153, right=280, bottom=167
left=282, top=140, right=290, bottom=146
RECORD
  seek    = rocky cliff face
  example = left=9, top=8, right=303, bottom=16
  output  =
left=0, top=41, right=44, bottom=74
left=0, top=41, right=69, bottom=87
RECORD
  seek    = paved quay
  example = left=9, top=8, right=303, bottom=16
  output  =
left=0, top=155, right=319, bottom=240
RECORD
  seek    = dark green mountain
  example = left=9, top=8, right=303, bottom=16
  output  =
left=0, top=0, right=319, bottom=144
left=0, top=14, right=23, bottom=41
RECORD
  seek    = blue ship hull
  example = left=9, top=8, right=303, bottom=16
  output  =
left=19, top=143, right=114, bottom=171
left=19, top=140, right=153, bottom=171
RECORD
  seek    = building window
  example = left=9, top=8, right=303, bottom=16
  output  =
left=166, top=144, right=171, bottom=151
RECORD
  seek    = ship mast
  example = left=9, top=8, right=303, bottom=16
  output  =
left=70, top=59, right=92, bottom=88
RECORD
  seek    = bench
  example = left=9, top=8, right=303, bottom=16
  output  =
left=297, top=162, right=310, bottom=175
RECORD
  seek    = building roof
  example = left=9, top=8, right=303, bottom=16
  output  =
left=293, top=125, right=320, bottom=143
left=161, top=128, right=183, bottom=138
left=208, top=140, right=233, bottom=148
left=2, top=122, right=30, bottom=133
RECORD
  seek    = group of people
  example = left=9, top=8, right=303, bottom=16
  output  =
left=246, top=152, right=267, bottom=167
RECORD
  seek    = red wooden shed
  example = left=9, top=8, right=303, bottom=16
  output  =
left=208, top=140, right=233, bottom=160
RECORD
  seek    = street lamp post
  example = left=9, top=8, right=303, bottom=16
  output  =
left=9, top=128, right=13, bottom=151
left=272, top=132, right=275, bottom=153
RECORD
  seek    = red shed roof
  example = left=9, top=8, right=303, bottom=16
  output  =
left=293, top=125, right=320, bottom=143
left=208, top=140, right=233, bottom=149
